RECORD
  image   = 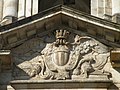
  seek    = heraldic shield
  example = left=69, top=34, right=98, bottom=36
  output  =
left=52, top=45, right=70, bottom=66
left=51, top=30, right=70, bottom=66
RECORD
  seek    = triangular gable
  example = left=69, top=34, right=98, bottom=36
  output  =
left=0, top=5, right=120, bottom=50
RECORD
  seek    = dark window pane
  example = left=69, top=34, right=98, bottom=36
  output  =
left=64, top=0, right=75, bottom=5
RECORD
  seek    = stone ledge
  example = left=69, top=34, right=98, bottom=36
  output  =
left=10, top=80, right=112, bottom=89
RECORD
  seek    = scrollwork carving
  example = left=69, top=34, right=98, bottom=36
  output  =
left=12, top=29, right=110, bottom=80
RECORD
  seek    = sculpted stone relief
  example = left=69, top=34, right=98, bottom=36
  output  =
left=12, top=29, right=110, bottom=80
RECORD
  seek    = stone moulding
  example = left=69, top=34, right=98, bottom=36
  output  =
left=10, top=79, right=112, bottom=89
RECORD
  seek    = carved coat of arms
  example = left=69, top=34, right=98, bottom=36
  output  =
left=26, top=29, right=110, bottom=80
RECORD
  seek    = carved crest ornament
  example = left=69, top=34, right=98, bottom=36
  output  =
left=12, top=29, right=110, bottom=80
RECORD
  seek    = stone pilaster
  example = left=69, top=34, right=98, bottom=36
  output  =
left=32, top=0, right=38, bottom=15
left=91, top=0, right=112, bottom=19
left=0, top=0, right=3, bottom=22
left=103, top=0, right=112, bottom=21
left=18, top=0, right=38, bottom=20
left=97, top=0, right=104, bottom=17
left=91, top=0, right=104, bottom=18
left=18, top=0, right=25, bottom=19
left=91, top=0, right=97, bottom=16
left=26, top=0, right=32, bottom=17
left=104, top=0, right=112, bottom=15
left=1, top=0, right=18, bottom=25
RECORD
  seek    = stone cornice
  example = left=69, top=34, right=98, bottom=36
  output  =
left=0, top=5, right=120, bottom=49
left=0, top=5, right=120, bottom=33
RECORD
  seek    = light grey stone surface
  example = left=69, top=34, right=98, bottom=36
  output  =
left=1, top=0, right=18, bottom=25
left=0, top=0, right=3, bottom=22
left=91, top=0, right=97, bottom=17
left=25, top=0, right=32, bottom=17
left=112, top=0, right=120, bottom=15
left=2, top=0, right=18, bottom=18
left=91, top=0, right=112, bottom=18
left=111, top=0, right=120, bottom=23
left=18, top=0, right=38, bottom=20
left=18, top=0, right=25, bottom=19
left=32, top=0, right=38, bottom=15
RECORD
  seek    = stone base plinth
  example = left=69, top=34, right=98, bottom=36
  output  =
left=10, top=79, right=112, bottom=90
left=72, top=74, right=109, bottom=81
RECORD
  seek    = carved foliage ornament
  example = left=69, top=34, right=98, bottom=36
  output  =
left=12, top=29, right=110, bottom=80
left=28, top=29, right=110, bottom=80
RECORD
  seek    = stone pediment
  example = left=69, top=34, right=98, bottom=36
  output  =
left=0, top=5, right=119, bottom=90
left=0, top=6, right=120, bottom=51
left=11, top=29, right=111, bottom=81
